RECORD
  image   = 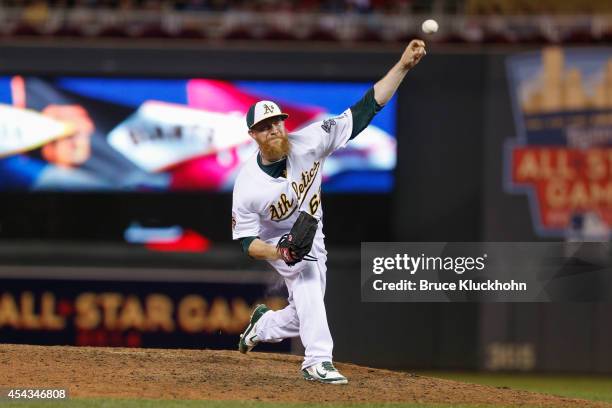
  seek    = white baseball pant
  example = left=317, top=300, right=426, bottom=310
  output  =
left=254, top=254, right=333, bottom=369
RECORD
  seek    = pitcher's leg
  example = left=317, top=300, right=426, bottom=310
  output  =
left=256, top=299, right=299, bottom=342
left=292, top=261, right=333, bottom=369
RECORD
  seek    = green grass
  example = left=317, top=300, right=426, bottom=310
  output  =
left=417, top=371, right=612, bottom=403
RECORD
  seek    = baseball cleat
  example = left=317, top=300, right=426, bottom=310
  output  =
left=238, top=304, right=270, bottom=354
left=302, top=361, right=348, bottom=385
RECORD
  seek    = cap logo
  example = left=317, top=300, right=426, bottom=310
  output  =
left=263, top=104, right=275, bottom=115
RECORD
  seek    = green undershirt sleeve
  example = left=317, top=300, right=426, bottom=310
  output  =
left=349, top=87, right=383, bottom=140
left=239, top=236, right=258, bottom=256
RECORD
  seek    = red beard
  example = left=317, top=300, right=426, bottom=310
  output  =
left=259, top=135, right=290, bottom=161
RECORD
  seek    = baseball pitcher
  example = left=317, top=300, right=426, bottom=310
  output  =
left=232, top=40, right=426, bottom=384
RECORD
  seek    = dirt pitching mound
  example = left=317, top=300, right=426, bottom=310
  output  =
left=0, top=344, right=608, bottom=406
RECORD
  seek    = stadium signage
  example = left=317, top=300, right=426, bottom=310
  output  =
left=505, top=47, right=612, bottom=238
left=0, top=278, right=287, bottom=349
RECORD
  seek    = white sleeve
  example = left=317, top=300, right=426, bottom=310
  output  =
left=297, top=108, right=354, bottom=158
left=231, top=189, right=260, bottom=240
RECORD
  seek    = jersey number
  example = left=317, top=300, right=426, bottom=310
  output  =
left=309, top=194, right=321, bottom=214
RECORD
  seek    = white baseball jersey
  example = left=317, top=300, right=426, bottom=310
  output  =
left=232, top=109, right=354, bottom=276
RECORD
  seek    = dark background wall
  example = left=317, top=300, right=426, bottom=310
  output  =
left=481, top=53, right=542, bottom=242
left=478, top=51, right=612, bottom=375
left=0, top=41, right=610, bottom=373
left=0, top=42, right=486, bottom=244
left=394, top=52, right=485, bottom=241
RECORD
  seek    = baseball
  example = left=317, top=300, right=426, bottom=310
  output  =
left=421, top=19, right=439, bottom=34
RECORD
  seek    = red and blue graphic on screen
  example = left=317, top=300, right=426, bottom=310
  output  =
left=0, top=77, right=396, bottom=193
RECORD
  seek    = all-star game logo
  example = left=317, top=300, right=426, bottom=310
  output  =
left=505, top=47, right=611, bottom=239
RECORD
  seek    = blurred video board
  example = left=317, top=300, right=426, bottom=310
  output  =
left=0, top=77, right=396, bottom=193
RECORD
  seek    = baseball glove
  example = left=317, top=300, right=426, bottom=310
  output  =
left=277, top=211, right=318, bottom=266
